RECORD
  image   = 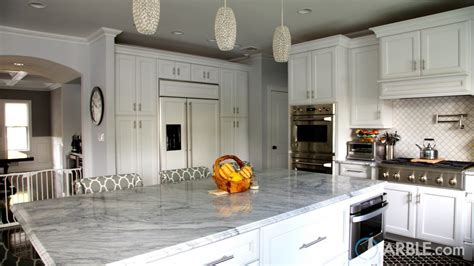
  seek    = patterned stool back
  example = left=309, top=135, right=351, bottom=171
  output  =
left=74, top=173, right=143, bottom=194
left=160, top=166, right=210, bottom=184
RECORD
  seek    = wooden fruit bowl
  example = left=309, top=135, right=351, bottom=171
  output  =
left=213, top=155, right=251, bottom=193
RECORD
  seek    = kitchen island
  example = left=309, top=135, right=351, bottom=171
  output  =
left=11, top=169, right=385, bottom=265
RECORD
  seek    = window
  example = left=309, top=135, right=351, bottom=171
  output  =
left=4, top=102, right=30, bottom=152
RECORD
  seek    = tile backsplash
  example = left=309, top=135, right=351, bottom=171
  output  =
left=391, top=95, right=474, bottom=161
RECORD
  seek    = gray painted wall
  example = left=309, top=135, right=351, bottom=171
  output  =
left=0, top=88, right=51, bottom=136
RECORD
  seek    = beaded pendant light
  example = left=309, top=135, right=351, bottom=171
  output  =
left=133, top=0, right=160, bottom=35
left=272, top=0, right=291, bottom=62
left=214, top=0, right=237, bottom=51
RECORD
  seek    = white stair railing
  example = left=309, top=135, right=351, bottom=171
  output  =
left=0, top=168, right=82, bottom=227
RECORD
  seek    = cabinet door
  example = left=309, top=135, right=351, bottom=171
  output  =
left=220, top=69, right=235, bottom=117
left=380, top=31, right=421, bottom=79
left=137, top=116, right=158, bottom=185
left=350, top=45, right=392, bottom=128
left=188, top=99, right=219, bottom=168
left=116, top=116, right=137, bottom=175
left=220, top=117, right=235, bottom=156
left=384, top=183, right=417, bottom=238
left=421, top=22, right=468, bottom=76
left=235, top=71, right=248, bottom=117
left=312, top=47, right=336, bottom=101
left=206, top=66, right=219, bottom=84
left=159, top=97, right=188, bottom=171
left=234, top=117, right=249, bottom=161
left=191, top=64, right=207, bottom=83
left=175, top=62, right=191, bottom=81
left=288, top=52, right=312, bottom=105
left=116, top=54, right=136, bottom=115
left=416, top=187, right=463, bottom=246
left=136, top=57, right=157, bottom=116
left=158, top=59, right=176, bottom=80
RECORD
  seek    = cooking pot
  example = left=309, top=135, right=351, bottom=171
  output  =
left=415, top=138, right=438, bottom=160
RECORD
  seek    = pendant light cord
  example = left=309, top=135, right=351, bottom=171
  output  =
left=281, top=0, right=284, bottom=26
left=224, top=0, right=227, bottom=10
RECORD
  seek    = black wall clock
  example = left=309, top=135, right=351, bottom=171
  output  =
left=90, top=86, right=104, bottom=126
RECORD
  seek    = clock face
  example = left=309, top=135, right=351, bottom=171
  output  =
left=90, top=87, right=104, bottom=126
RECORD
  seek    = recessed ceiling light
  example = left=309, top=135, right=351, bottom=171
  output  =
left=297, top=8, right=312, bottom=15
left=171, top=31, right=184, bottom=36
left=13, top=63, right=24, bottom=66
left=28, top=1, right=47, bottom=9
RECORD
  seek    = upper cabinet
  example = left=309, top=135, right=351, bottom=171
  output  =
left=288, top=36, right=349, bottom=105
left=191, top=64, right=219, bottom=84
left=370, top=7, right=474, bottom=99
left=116, top=54, right=157, bottom=116
left=158, top=59, right=191, bottom=81
left=220, top=69, right=248, bottom=117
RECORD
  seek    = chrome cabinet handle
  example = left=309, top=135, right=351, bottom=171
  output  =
left=416, top=194, right=421, bottom=204
left=421, top=59, right=426, bottom=70
left=346, top=169, right=363, bottom=173
left=236, top=107, right=239, bottom=114
left=413, top=61, right=417, bottom=71
left=233, top=107, right=236, bottom=114
left=133, top=103, right=136, bottom=111
left=207, top=71, right=210, bottom=79
left=206, top=255, right=234, bottom=266
left=233, top=121, right=235, bottom=128
left=236, top=121, right=239, bottom=127
left=306, top=91, right=310, bottom=99
left=311, top=90, right=315, bottom=98
left=299, top=236, right=327, bottom=250
left=133, top=121, right=136, bottom=129
left=173, top=67, right=176, bottom=75
left=177, top=67, right=181, bottom=76
left=138, top=103, right=142, bottom=111
left=203, top=71, right=206, bottom=79
left=408, top=192, right=413, bottom=202
left=139, top=121, right=142, bottom=129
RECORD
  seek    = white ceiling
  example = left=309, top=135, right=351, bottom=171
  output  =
left=1, top=0, right=474, bottom=60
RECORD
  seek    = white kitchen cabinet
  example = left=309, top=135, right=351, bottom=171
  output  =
left=385, top=183, right=464, bottom=246
left=385, top=183, right=417, bottom=238
left=338, top=163, right=373, bottom=179
left=116, top=54, right=157, bottom=116
left=312, top=47, right=336, bottom=102
left=349, top=44, right=392, bottom=128
left=379, top=31, right=420, bottom=80
left=220, top=117, right=249, bottom=160
left=158, top=59, right=191, bottom=81
left=260, top=203, right=347, bottom=265
left=220, top=69, right=248, bottom=117
left=416, top=186, right=464, bottom=246
left=288, top=52, right=312, bottom=105
left=147, top=230, right=259, bottom=265
left=191, top=64, right=219, bottom=84
left=116, top=116, right=158, bottom=185
left=421, top=22, right=468, bottom=76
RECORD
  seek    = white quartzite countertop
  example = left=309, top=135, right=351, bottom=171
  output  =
left=12, top=169, right=384, bottom=265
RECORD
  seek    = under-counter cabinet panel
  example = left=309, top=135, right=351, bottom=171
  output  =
left=158, top=59, right=191, bottom=81
left=288, top=52, right=312, bottom=105
left=421, top=22, right=468, bottom=76
left=147, top=230, right=259, bottom=265
left=349, top=44, right=392, bottom=128
left=380, top=31, right=421, bottom=80
left=385, top=183, right=417, bottom=238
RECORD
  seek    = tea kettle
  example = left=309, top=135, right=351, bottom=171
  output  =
left=415, top=138, right=438, bottom=160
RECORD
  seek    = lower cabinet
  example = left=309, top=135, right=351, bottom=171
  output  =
left=220, top=117, right=249, bottom=160
left=260, top=203, right=347, bottom=265
left=147, top=230, right=259, bottom=265
left=385, top=183, right=464, bottom=246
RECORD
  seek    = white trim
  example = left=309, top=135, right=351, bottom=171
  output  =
left=0, top=26, right=88, bottom=45
left=1, top=100, right=32, bottom=152
left=115, top=44, right=251, bottom=71
left=290, top=35, right=351, bottom=55
left=348, top=35, right=378, bottom=48
left=370, top=6, right=474, bottom=37
left=87, top=27, right=122, bottom=44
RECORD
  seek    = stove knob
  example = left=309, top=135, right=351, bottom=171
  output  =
left=449, top=178, right=457, bottom=186
left=408, top=174, right=415, bottom=182
left=393, top=172, right=401, bottom=180
left=419, top=175, right=427, bottom=183
left=383, top=171, right=389, bottom=179
left=435, top=176, right=443, bottom=185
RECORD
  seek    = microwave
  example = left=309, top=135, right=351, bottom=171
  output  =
left=346, top=141, right=377, bottom=161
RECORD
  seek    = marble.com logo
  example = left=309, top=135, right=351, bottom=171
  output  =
left=354, top=237, right=379, bottom=260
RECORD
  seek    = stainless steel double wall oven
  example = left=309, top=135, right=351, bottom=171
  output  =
left=290, top=104, right=335, bottom=174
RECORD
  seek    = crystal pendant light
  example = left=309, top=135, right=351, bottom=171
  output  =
left=214, top=0, right=237, bottom=51
left=133, top=0, right=160, bottom=35
left=272, top=0, right=291, bottom=62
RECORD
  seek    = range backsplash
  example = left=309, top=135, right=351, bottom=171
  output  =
left=391, top=95, right=474, bottom=162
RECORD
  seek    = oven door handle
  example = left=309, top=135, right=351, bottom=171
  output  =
left=293, top=161, right=332, bottom=168
left=351, top=203, right=389, bottom=223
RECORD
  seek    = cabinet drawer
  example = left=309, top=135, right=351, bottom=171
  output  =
left=261, top=205, right=347, bottom=265
left=339, top=163, right=370, bottom=178
left=148, top=230, right=259, bottom=265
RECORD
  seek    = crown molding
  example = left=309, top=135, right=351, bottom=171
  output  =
left=370, top=6, right=474, bottom=38
left=290, top=35, right=351, bottom=55
left=0, top=26, right=88, bottom=45
left=348, top=35, right=378, bottom=48
left=87, top=27, right=122, bottom=44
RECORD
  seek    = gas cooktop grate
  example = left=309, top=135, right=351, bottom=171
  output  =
left=380, top=158, right=474, bottom=171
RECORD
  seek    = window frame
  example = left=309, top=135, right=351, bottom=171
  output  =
left=2, top=100, right=32, bottom=152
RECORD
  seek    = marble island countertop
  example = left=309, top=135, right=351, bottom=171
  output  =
left=12, top=169, right=384, bottom=265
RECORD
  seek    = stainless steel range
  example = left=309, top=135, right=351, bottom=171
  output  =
left=378, top=158, right=474, bottom=190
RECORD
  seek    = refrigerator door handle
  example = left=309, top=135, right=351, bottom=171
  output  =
left=187, top=101, right=193, bottom=167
